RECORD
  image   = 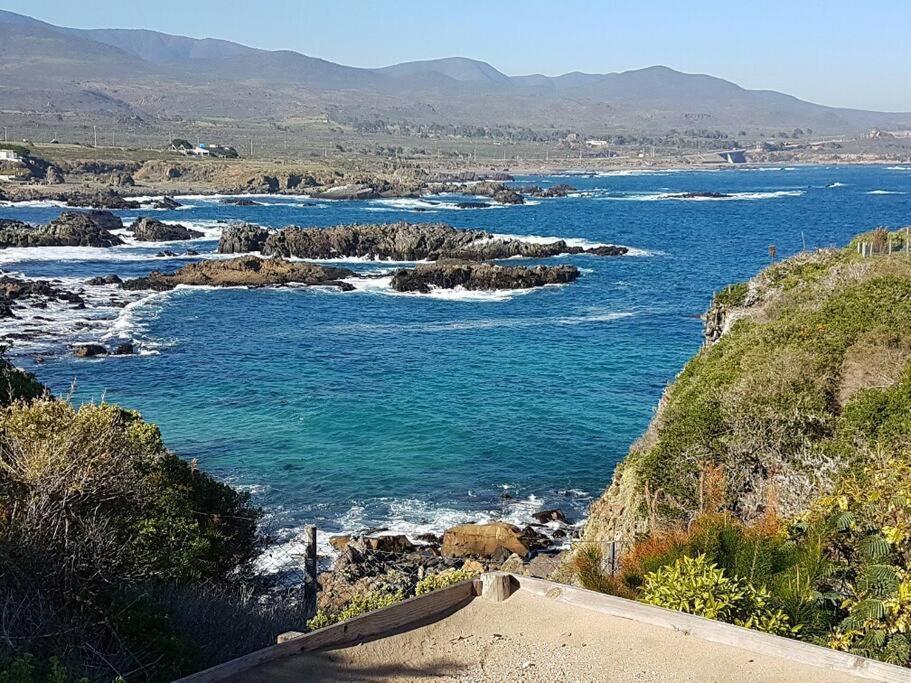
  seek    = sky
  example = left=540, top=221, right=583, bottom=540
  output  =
left=4, top=0, right=910, bottom=111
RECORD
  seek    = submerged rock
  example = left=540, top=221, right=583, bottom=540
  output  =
left=0, top=212, right=124, bottom=248
left=668, top=191, right=732, bottom=199
left=391, top=261, right=580, bottom=293
left=310, top=183, right=378, bottom=200
left=121, top=255, right=356, bottom=291
left=152, top=196, right=181, bottom=210
left=86, top=274, right=123, bottom=286
left=112, top=342, right=134, bottom=355
left=130, top=217, right=203, bottom=242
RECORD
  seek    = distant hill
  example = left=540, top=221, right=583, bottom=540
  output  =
left=1, top=9, right=909, bottom=135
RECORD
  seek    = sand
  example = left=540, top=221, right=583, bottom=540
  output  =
left=228, top=590, right=863, bottom=682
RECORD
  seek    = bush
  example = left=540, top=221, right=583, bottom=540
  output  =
left=414, top=566, right=481, bottom=595
left=0, top=400, right=261, bottom=590
left=307, top=589, right=406, bottom=631
left=641, top=554, right=797, bottom=636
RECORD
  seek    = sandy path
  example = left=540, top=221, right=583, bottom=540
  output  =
left=230, top=590, right=862, bottom=682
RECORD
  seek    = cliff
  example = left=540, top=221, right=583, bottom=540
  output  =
left=578, top=227, right=911, bottom=552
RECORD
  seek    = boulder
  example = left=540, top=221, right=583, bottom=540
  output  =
left=532, top=509, right=568, bottom=524
left=456, top=202, right=490, bottom=209
left=73, top=344, right=108, bottom=358
left=328, top=535, right=351, bottom=553
left=64, top=190, right=140, bottom=210
left=492, top=189, right=524, bottom=204
left=363, top=535, right=415, bottom=554
left=391, top=261, right=580, bottom=293
left=217, top=224, right=270, bottom=254
left=44, top=166, right=64, bottom=185
left=442, top=522, right=530, bottom=559
left=130, top=217, right=204, bottom=242
left=109, top=172, right=135, bottom=187
left=221, top=197, right=260, bottom=206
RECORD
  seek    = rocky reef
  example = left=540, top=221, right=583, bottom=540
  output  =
left=0, top=211, right=124, bottom=248
left=391, top=261, right=579, bottom=293
left=218, top=222, right=627, bottom=261
left=121, top=256, right=356, bottom=291
left=129, top=217, right=204, bottom=242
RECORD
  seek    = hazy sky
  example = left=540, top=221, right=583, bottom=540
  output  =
left=5, top=0, right=910, bottom=111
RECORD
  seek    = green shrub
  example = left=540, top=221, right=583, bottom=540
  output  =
left=307, top=590, right=406, bottom=631
left=714, top=282, right=748, bottom=308
left=641, top=554, right=797, bottom=636
left=415, top=566, right=481, bottom=595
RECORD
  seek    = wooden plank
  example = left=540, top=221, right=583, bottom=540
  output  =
left=516, top=575, right=911, bottom=682
left=176, top=579, right=478, bottom=683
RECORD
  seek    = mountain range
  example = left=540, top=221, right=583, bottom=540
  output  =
left=1, top=9, right=910, bottom=135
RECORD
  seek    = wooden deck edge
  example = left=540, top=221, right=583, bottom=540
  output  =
left=515, top=575, right=911, bottom=682
left=175, top=579, right=478, bottom=682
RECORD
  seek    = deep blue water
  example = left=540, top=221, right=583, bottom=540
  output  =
left=1, top=165, right=909, bottom=560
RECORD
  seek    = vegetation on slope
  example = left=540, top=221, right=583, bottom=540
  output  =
left=574, top=227, right=911, bottom=666
left=0, top=359, right=310, bottom=681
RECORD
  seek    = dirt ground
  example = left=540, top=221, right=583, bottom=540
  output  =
left=228, top=590, right=863, bottom=682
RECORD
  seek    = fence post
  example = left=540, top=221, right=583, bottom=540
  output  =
left=305, top=525, right=317, bottom=618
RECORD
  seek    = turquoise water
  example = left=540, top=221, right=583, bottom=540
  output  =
left=1, top=165, right=909, bottom=558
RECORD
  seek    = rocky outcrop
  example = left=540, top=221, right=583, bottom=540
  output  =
left=129, top=217, right=203, bottom=242
left=391, top=261, right=580, bottom=293
left=217, top=224, right=270, bottom=253
left=219, top=222, right=628, bottom=261
left=151, top=196, right=181, bottom=210
left=121, top=256, right=356, bottom=291
left=64, top=190, right=140, bottom=210
left=0, top=212, right=124, bottom=248
left=0, top=275, right=85, bottom=317
left=86, top=274, right=124, bottom=286
left=668, top=192, right=732, bottom=199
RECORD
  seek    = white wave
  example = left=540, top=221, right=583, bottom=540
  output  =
left=827, top=182, right=848, bottom=188
left=593, top=168, right=695, bottom=177
left=597, top=189, right=805, bottom=202
left=887, top=166, right=911, bottom=171
left=0, top=199, right=68, bottom=208
left=341, top=275, right=547, bottom=302
left=867, top=190, right=905, bottom=195
left=329, top=310, right=633, bottom=334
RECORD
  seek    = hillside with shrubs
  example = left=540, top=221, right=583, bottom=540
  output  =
left=574, top=227, right=911, bottom=665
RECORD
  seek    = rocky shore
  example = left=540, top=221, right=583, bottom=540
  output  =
left=318, top=517, right=574, bottom=613
left=0, top=274, right=85, bottom=318
left=129, top=217, right=204, bottom=242
left=391, top=261, right=579, bottom=293
left=218, top=222, right=628, bottom=261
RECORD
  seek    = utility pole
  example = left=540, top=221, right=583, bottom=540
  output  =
left=250, top=138, right=254, bottom=157
left=93, top=126, right=97, bottom=147
left=3, top=127, right=6, bottom=143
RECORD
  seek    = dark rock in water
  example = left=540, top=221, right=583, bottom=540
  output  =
left=130, top=217, right=204, bottom=242
left=363, top=535, right=415, bottom=554
left=456, top=202, right=491, bottom=209
left=221, top=197, right=260, bottom=206
left=218, top=223, right=270, bottom=254
left=668, top=191, right=732, bottom=199
left=152, top=196, right=181, bottom=210
left=415, top=533, right=443, bottom=545
left=185, top=249, right=199, bottom=256
left=492, top=189, right=524, bottom=205
left=86, top=274, right=123, bottom=286
left=155, top=250, right=178, bottom=258
left=585, top=245, right=629, bottom=256
left=73, top=344, right=108, bottom=358
left=112, top=342, right=134, bottom=355
left=391, top=261, right=580, bottom=293
left=533, top=183, right=576, bottom=198
left=0, top=212, right=124, bottom=248
left=121, top=255, right=356, bottom=291
left=532, top=509, right=568, bottom=524
left=64, top=190, right=140, bottom=210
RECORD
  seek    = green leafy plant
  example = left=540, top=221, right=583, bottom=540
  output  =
left=307, top=589, right=407, bottom=631
left=415, top=566, right=481, bottom=595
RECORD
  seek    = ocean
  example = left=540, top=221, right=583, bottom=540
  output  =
left=2, top=165, right=909, bottom=565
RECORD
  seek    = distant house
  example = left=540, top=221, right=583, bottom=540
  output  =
left=188, top=144, right=211, bottom=157
left=172, top=141, right=238, bottom=158
left=0, top=149, right=22, bottom=163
